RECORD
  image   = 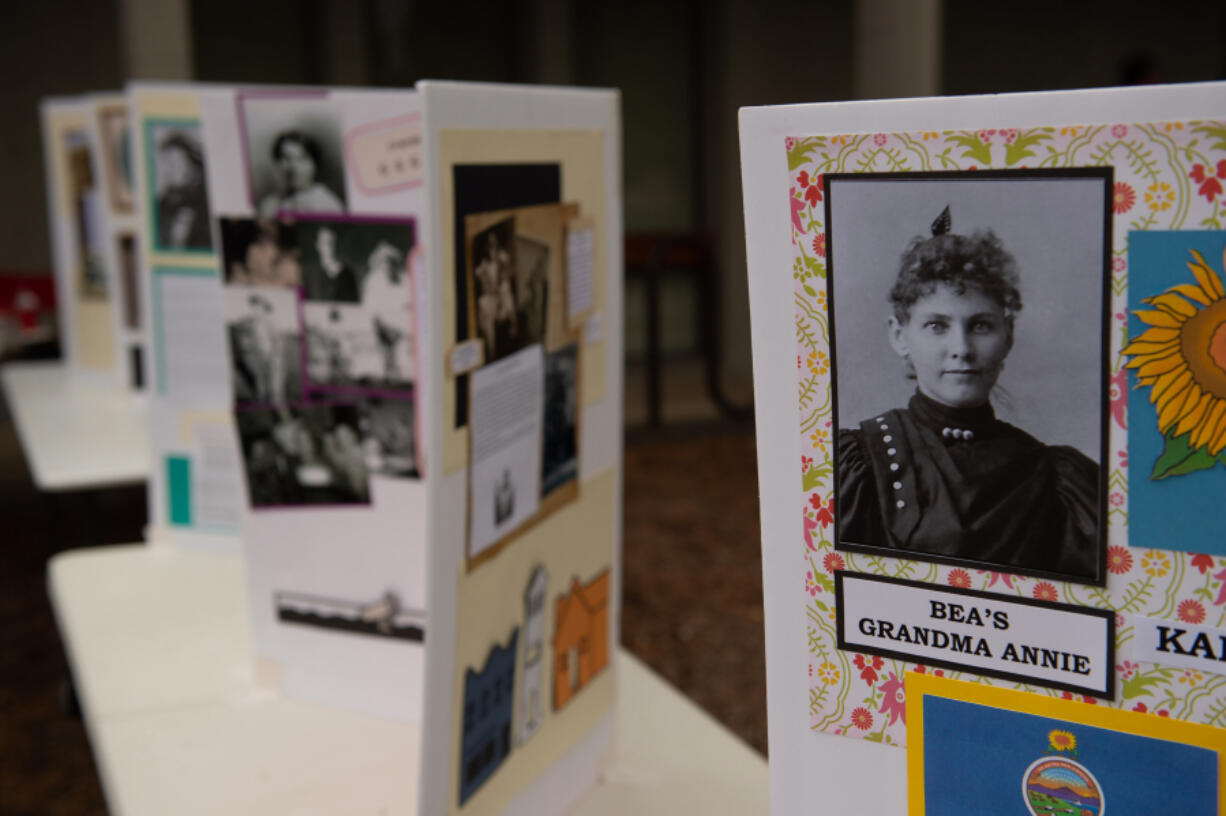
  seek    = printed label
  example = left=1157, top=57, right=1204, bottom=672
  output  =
left=345, top=115, right=423, bottom=195
left=449, top=338, right=485, bottom=376
left=1129, top=615, right=1226, bottom=677
left=837, top=572, right=1114, bottom=696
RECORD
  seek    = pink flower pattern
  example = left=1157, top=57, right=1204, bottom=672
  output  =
left=790, top=117, right=1226, bottom=746
left=877, top=672, right=907, bottom=725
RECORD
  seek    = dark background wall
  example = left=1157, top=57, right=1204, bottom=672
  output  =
left=1, top=0, right=1223, bottom=389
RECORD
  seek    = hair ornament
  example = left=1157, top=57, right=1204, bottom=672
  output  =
left=931, top=205, right=952, bottom=237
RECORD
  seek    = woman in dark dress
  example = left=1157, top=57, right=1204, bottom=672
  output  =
left=837, top=207, right=1099, bottom=581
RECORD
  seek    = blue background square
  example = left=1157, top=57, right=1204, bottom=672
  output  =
left=922, top=694, right=1217, bottom=815
left=1127, top=230, right=1226, bottom=556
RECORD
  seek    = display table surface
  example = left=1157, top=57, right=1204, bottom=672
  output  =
left=2, top=361, right=148, bottom=491
left=47, top=544, right=769, bottom=815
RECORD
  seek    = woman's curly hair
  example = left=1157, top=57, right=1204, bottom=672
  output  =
left=888, top=230, right=1023, bottom=323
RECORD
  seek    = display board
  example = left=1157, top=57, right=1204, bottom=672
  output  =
left=40, top=97, right=121, bottom=382
left=417, top=80, right=621, bottom=816
left=127, top=79, right=621, bottom=814
left=85, top=93, right=144, bottom=390
left=740, top=82, right=1226, bottom=813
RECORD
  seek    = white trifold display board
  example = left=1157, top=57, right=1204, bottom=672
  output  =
left=128, top=79, right=622, bottom=816
left=740, top=82, right=1226, bottom=815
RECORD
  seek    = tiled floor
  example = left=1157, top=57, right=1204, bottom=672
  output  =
left=0, top=367, right=766, bottom=812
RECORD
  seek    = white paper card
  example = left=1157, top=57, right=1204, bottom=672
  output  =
left=156, top=272, right=228, bottom=401
left=468, top=342, right=544, bottom=558
left=1129, top=614, right=1226, bottom=678
left=192, top=421, right=242, bottom=532
left=565, top=225, right=595, bottom=321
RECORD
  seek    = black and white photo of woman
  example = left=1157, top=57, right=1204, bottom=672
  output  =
left=828, top=173, right=1109, bottom=583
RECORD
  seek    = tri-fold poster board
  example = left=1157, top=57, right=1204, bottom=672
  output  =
left=742, top=81, right=1226, bottom=813
left=40, top=93, right=144, bottom=389
left=93, top=79, right=621, bottom=815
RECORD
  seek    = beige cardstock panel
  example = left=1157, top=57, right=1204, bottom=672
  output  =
left=449, top=467, right=616, bottom=816
left=438, top=129, right=607, bottom=476
left=46, top=108, right=117, bottom=373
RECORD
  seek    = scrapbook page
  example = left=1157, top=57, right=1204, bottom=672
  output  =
left=418, top=81, right=621, bottom=816
left=198, top=84, right=428, bottom=718
left=126, top=79, right=620, bottom=811
left=86, top=93, right=144, bottom=391
left=40, top=97, right=120, bottom=381
left=130, top=84, right=241, bottom=548
left=741, top=81, right=1226, bottom=813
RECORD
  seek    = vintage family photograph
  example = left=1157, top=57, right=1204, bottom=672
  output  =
left=303, top=302, right=388, bottom=389
left=296, top=217, right=416, bottom=390
left=542, top=343, right=579, bottom=497
left=223, top=284, right=303, bottom=406
left=240, top=94, right=347, bottom=217
left=358, top=398, right=418, bottom=479
left=97, top=103, right=133, bottom=214
left=148, top=121, right=212, bottom=251
left=826, top=169, right=1110, bottom=584
left=465, top=211, right=560, bottom=365
left=64, top=129, right=108, bottom=300
left=235, top=403, right=370, bottom=508
left=220, top=217, right=301, bottom=287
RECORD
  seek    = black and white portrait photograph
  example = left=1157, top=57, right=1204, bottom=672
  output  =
left=359, top=398, right=418, bottom=479
left=220, top=217, right=301, bottom=287
left=239, top=95, right=347, bottom=217
left=826, top=169, right=1110, bottom=585
left=303, top=302, right=387, bottom=390
left=494, top=466, right=516, bottom=525
left=297, top=218, right=415, bottom=314
left=468, top=216, right=530, bottom=363
left=149, top=122, right=212, bottom=251
left=223, top=285, right=303, bottom=406
left=515, top=234, right=550, bottom=346
left=542, top=343, right=578, bottom=496
left=236, top=403, right=370, bottom=508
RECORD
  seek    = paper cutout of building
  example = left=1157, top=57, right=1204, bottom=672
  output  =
left=520, top=565, right=547, bottom=743
left=552, top=570, right=609, bottom=711
left=459, top=628, right=518, bottom=805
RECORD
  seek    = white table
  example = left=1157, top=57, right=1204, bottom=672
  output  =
left=2, top=361, right=148, bottom=491
left=48, top=545, right=769, bottom=815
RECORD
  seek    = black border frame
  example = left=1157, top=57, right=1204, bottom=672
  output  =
left=835, top=571, right=1116, bottom=699
left=824, top=167, right=1113, bottom=588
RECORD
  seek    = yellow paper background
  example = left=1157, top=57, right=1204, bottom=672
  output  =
left=450, top=469, right=616, bottom=816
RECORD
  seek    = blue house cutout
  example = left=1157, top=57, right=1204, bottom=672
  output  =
left=459, top=627, right=518, bottom=805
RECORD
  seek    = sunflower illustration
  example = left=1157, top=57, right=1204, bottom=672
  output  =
left=1048, top=729, right=1077, bottom=754
left=1123, top=247, right=1226, bottom=478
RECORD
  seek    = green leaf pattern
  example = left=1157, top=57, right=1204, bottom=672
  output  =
left=787, top=122, right=1226, bottom=747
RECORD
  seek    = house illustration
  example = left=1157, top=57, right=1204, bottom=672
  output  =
left=459, top=627, right=518, bottom=805
left=552, top=570, right=610, bottom=711
left=519, top=565, right=547, bottom=744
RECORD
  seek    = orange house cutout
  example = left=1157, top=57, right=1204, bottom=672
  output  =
left=552, top=570, right=610, bottom=711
